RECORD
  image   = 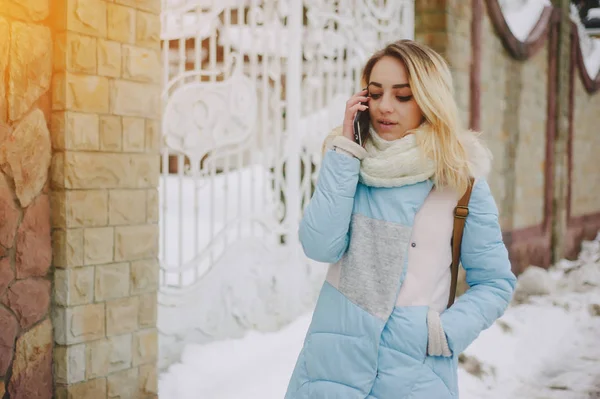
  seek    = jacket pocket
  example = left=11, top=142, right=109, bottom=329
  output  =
left=423, top=354, right=458, bottom=396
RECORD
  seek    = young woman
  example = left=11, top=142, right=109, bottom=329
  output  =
left=284, top=40, right=516, bottom=399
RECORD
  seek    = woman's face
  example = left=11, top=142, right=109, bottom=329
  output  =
left=367, top=56, right=424, bottom=141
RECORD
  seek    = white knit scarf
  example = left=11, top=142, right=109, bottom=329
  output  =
left=359, top=127, right=435, bottom=188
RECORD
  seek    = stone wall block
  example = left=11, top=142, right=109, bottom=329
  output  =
left=64, top=152, right=132, bottom=189
left=135, top=11, right=160, bottom=49
left=54, top=344, right=85, bottom=384
left=0, top=306, right=19, bottom=376
left=94, top=263, right=130, bottom=301
left=138, top=292, right=156, bottom=329
left=98, top=39, right=122, bottom=78
left=133, top=329, right=157, bottom=366
left=50, top=190, right=67, bottom=229
left=67, top=34, right=97, bottom=74
left=8, top=22, right=52, bottom=122
left=0, top=108, right=52, bottom=207
left=0, top=18, right=10, bottom=123
left=114, top=225, right=158, bottom=261
left=122, top=116, right=146, bottom=152
left=99, top=115, right=123, bottom=152
left=50, top=112, right=67, bottom=150
left=55, top=377, right=107, bottom=399
left=144, top=119, right=160, bottom=153
left=107, top=368, right=138, bottom=399
left=52, top=228, right=84, bottom=268
left=106, top=296, right=139, bottom=336
left=51, top=73, right=66, bottom=111
left=53, top=303, right=105, bottom=345
left=0, top=173, right=20, bottom=250
left=0, top=258, right=14, bottom=296
left=146, top=188, right=158, bottom=223
left=115, top=0, right=160, bottom=14
left=54, top=267, right=94, bottom=306
left=66, top=73, right=109, bottom=113
left=110, top=79, right=160, bottom=118
left=419, top=11, right=447, bottom=32
left=122, top=46, right=160, bottom=83
left=131, top=154, right=159, bottom=188
left=108, top=3, right=136, bottom=44
left=130, top=259, right=158, bottom=295
left=65, top=112, right=100, bottom=151
left=85, top=339, right=109, bottom=379
left=85, top=333, right=132, bottom=379
left=415, top=0, right=446, bottom=12
left=83, top=227, right=114, bottom=265
left=3, top=279, right=51, bottom=329
left=107, top=334, right=132, bottom=372
left=139, top=363, right=158, bottom=397
left=67, top=0, right=107, bottom=37
left=1, top=0, right=51, bottom=21
left=66, top=190, right=108, bottom=228
left=53, top=33, right=67, bottom=73
left=15, top=194, right=51, bottom=278
left=109, top=189, right=146, bottom=225
left=447, top=0, right=471, bottom=19
left=7, top=318, right=53, bottom=399
left=569, top=79, right=600, bottom=218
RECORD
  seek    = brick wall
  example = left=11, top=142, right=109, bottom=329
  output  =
left=415, top=0, right=600, bottom=270
left=48, top=0, right=162, bottom=397
left=571, top=76, right=600, bottom=218
left=479, top=12, right=549, bottom=231
left=0, top=1, right=54, bottom=397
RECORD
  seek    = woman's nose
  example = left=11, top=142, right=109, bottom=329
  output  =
left=380, top=95, right=393, bottom=113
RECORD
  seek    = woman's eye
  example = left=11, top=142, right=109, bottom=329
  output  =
left=369, top=94, right=382, bottom=100
left=397, top=95, right=413, bottom=102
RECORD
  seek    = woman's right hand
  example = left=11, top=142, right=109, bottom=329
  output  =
left=342, top=89, right=369, bottom=142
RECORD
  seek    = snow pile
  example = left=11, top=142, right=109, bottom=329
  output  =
left=460, top=232, right=600, bottom=399
left=158, top=239, right=326, bottom=369
left=499, top=0, right=551, bottom=42
left=511, top=265, right=555, bottom=304
left=159, top=232, right=600, bottom=399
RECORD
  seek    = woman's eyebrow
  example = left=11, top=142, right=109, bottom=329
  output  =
left=368, top=82, right=410, bottom=88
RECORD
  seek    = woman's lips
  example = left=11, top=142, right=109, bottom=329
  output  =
left=377, top=120, right=398, bottom=130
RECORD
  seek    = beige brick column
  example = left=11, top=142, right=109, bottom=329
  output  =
left=49, top=0, right=161, bottom=397
left=415, top=0, right=472, bottom=128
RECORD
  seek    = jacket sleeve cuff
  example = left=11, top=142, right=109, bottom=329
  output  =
left=427, top=309, right=452, bottom=357
left=326, top=135, right=367, bottom=160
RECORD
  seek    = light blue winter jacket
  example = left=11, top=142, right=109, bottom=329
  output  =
left=285, top=134, right=516, bottom=399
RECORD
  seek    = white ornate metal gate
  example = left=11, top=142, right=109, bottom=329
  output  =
left=158, top=0, right=414, bottom=367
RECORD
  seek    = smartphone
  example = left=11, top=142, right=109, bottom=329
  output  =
left=353, top=101, right=370, bottom=146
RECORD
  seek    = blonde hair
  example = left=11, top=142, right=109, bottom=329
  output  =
left=361, top=40, right=472, bottom=196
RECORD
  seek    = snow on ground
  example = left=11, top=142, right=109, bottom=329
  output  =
left=159, top=233, right=600, bottom=399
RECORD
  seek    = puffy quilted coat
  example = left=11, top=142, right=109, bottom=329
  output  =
left=284, top=143, right=517, bottom=399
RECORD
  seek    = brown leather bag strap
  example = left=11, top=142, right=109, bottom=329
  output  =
left=447, top=179, right=474, bottom=309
